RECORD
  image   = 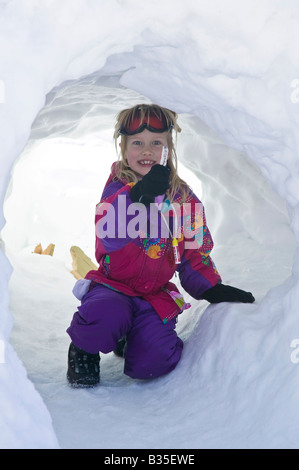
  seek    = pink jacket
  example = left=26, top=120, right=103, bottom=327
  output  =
left=85, top=163, right=221, bottom=323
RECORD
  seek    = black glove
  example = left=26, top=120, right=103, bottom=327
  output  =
left=130, top=164, right=170, bottom=206
left=201, top=283, right=255, bottom=304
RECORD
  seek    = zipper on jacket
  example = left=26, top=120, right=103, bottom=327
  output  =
left=159, top=209, right=181, bottom=264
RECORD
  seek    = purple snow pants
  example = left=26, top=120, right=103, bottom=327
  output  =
left=67, top=284, right=183, bottom=380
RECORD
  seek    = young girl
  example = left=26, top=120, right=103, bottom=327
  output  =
left=66, top=104, right=254, bottom=387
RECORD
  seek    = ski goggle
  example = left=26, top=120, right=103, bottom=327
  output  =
left=118, top=111, right=173, bottom=136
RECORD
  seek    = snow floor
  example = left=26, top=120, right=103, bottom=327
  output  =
left=6, top=224, right=295, bottom=448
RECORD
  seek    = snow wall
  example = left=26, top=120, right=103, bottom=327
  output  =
left=1, top=0, right=299, bottom=448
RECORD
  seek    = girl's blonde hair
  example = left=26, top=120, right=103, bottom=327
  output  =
left=113, top=104, right=190, bottom=202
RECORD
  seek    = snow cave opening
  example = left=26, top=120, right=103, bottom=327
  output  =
left=2, top=70, right=296, bottom=385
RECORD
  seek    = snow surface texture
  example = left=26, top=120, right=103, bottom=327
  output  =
left=1, top=0, right=299, bottom=449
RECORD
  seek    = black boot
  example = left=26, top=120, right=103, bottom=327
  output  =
left=67, top=342, right=100, bottom=387
left=113, top=336, right=126, bottom=358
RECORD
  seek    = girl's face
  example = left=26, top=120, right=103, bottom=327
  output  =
left=125, top=129, right=169, bottom=177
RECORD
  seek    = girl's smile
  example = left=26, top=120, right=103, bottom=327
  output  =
left=125, top=129, right=168, bottom=177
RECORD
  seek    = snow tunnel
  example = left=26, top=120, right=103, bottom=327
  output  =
left=1, top=0, right=299, bottom=449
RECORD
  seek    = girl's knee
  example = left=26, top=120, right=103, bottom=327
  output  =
left=68, top=286, right=134, bottom=353
left=124, top=336, right=183, bottom=380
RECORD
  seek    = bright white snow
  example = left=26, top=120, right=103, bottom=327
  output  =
left=1, top=0, right=299, bottom=449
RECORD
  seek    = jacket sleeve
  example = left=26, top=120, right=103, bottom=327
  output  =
left=94, top=180, right=149, bottom=261
left=176, top=196, right=221, bottom=299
